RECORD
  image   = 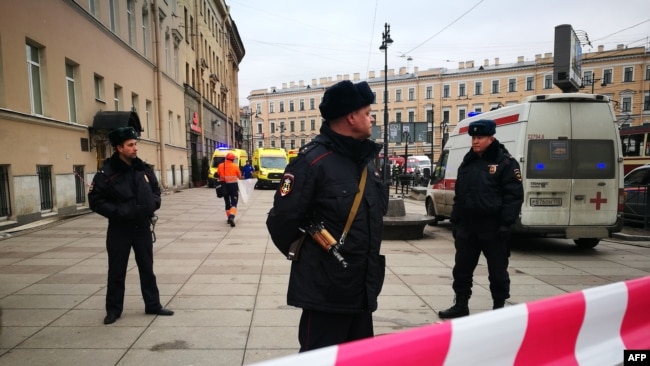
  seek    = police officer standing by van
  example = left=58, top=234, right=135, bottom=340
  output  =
left=89, top=127, right=173, bottom=325
left=439, top=119, right=523, bottom=319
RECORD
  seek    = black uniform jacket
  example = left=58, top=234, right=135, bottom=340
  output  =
left=450, top=139, right=523, bottom=227
left=89, top=153, right=161, bottom=227
left=266, top=123, right=389, bottom=314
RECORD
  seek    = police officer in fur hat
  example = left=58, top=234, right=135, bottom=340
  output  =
left=267, top=80, right=389, bottom=351
left=439, top=119, right=523, bottom=319
left=89, top=126, right=173, bottom=325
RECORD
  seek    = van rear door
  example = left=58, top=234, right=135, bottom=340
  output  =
left=566, top=102, right=618, bottom=227
left=523, top=100, right=618, bottom=230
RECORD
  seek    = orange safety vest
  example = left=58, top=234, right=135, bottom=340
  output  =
left=217, top=160, right=241, bottom=183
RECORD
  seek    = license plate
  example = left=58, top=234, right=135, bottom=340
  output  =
left=530, top=198, right=562, bottom=206
left=271, top=180, right=280, bottom=183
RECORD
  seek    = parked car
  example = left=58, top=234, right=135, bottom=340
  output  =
left=623, top=164, right=650, bottom=225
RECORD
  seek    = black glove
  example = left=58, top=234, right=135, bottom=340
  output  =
left=498, top=225, right=511, bottom=244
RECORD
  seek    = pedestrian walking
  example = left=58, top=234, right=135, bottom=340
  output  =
left=242, top=160, right=255, bottom=179
left=217, top=152, right=242, bottom=227
left=88, top=126, right=173, bottom=325
left=439, top=119, right=524, bottom=319
left=266, top=80, right=389, bottom=352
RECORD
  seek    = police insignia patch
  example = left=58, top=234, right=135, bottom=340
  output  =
left=280, top=173, right=295, bottom=197
left=514, top=168, right=522, bottom=182
left=488, top=164, right=498, bottom=174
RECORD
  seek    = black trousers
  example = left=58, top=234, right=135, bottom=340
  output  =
left=452, top=219, right=510, bottom=301
left=105, top=223, right=161, bottom=315
left=222, top=182, right=239, bottom=217
left=298, top=309, right=374, bottom=352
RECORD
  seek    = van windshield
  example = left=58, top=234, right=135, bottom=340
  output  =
left=526, top=139, right=616, bottom=179
left=261, top=157, right=287, bottom=169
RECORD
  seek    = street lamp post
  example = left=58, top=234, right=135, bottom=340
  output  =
left=402, top=130, right=410, bottom=171
left=440, top=119, right=449, bottom=149
left=380, top=23, right=393, bottom=184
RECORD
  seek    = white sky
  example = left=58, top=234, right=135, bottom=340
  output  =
left=229, top=0, right=650, bottom=106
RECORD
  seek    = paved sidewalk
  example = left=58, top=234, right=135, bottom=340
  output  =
left=0, top=187, right=649, bottom=365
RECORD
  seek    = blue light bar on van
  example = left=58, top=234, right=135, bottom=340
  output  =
left=468, top=111, right=481, bottom=117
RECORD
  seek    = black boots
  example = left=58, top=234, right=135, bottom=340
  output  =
left=438, top=295, right=470, bottom=319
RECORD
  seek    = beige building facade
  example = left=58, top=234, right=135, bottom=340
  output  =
left=0, top=0, right=243, bottom=228
left=248, top=46, right=650, bottom=162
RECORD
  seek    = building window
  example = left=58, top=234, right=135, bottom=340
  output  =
left=127, top=0, right=135, bottom=45
left=622, top=97, right=632, bottom=112
left=269, top=102, right=274, bottom=113
left=408, top=88, right=415, bottom=101
left=142, top=7, right=150, bottom=57
left=526, top=76, right=534, bottom=91
left=290, top=139, right=296, bottom=149
left=131, top=93, right=138, bottom=112
left=623, top=67, right=633, bottom=82
left=145, top=100, right=152, bottom=138
left=643, top=92, right=649, bottom=111
left=458, top=108, right=466, bottom=122
left=309, top=98, right=315, bottom=110
left=257, top=123, right=262, bottom=134
left=74, top=164, right=87, bottom=203
left=396, top=112, right=402, bottom=122
left=95, top=74, right=104, bottom=101
left=459, top=83, right=466, bottom=97
left=426, top=86, right=433, bottom=99
left=270, top=122, right=275, bottom=133
left=279, top=101, right=284, bottom=112
left=26, top=43, right=43, bottom=115
left=646, top=65, right=650, bottom=80
left=299, top=99, right=305, bottom=111
left=114, top=85, right=122, bottom=111
left=491, top=80, right=499, bottom=94
left=289, top=100, right=295, bottom=112
left=475, top=82, right=482, bottom=95
left=443, top=85, right=450, bottom=98
left=164, top=33, right=171, bottom=72
left=300, top=120, right=305, bottom=131
left=311, top=119, right=316, bottom=131
left=583, top=71, right=593, bottom=85
left=65, top=63, right=78, bottom=122
left=109, top=0, right=117, bottom=32
left=603, top=69, right=612, bottom=84
left=508, top=78, right=516, bottom=92
left=0, top=165, right=12, bottom=217
left=396, top=89, right=402, bottom=102
left=89, top=0, right=97, bottom=16
left=290, top=120, right=295, bottom=132
left=271, top=140, right=276, bottom=148
left=442, top=110, right=450, bottom=123
left=408, top=111, right=414, bottom=122
left=168, top=111, right=173, bottom=143
left=544, top=75, right=553, bottom=89
left=301, top=138, right=306, bottom=147
left=426, top=109, right=433, bottom=123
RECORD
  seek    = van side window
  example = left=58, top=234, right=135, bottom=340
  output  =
left=527, top=140, right=615, bottom=179
left=621, top=134, right=644, bottom=157
left=432, top=151, right=448, bottom=183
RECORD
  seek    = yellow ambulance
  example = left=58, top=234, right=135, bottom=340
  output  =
left=252, top=148, right=288, bottom=188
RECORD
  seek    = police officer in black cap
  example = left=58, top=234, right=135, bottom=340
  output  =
left=439, top=119, right=523, bottom=319
left=89, top=126, right=173, bottom=325
left=267, top=80, right=388, bottom=352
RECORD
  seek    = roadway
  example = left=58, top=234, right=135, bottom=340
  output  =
left=0, top=187, right=649, bottom=365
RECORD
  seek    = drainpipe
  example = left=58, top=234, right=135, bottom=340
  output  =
left=152, top=0, right=167, bottom=188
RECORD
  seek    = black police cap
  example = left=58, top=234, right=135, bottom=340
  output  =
left=468, top=119, right=496, bottom=136
left=319, top=80, right=375, bottom=121
left=108, top=126, right=139, bottom=146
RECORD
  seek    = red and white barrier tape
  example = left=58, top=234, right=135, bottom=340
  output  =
left=252, top=275, right=650, bottom=366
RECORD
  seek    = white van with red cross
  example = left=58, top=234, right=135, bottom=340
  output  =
left=426, top=93, right=624, bottom=248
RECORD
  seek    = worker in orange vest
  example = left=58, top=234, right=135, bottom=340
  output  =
left=217, top=152, right=242, bottom=227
